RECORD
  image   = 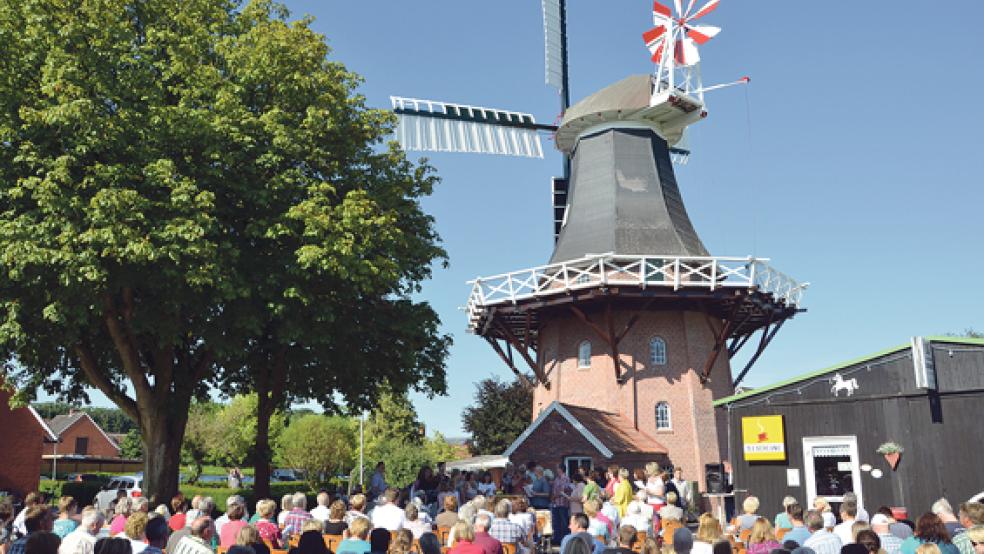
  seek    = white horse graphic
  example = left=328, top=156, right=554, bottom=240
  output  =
left=830, top=372, right=859, bottom=397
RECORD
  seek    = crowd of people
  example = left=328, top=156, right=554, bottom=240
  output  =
left=1, top=460, right=981, bottom=554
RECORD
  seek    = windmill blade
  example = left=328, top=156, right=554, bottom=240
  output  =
left=685, top=24, right=720, bottom=44
left=673, top=37, right=701, bottom=66
left=689, top=0, right=720, bottom=21
left=542, top=0, right=565, bottom=91
left=391, top=96, right=547, bottom=159
left=673, top=0, right=684, bottom=18
left=652, top=1, right=673, bottom=20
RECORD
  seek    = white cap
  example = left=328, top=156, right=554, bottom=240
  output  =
left=870, top=514, right=890, bottom=526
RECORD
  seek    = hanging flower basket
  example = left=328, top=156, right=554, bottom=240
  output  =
left=876, top=442, right=903, bottom=471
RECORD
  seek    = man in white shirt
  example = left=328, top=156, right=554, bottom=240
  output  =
left=310, top=492, right=331, bottom=522
left=834, top=501, right=858, bottom=545
left=804, top=510, right=843, bottom=554
left=370, top=488, right=406, bottom=531
left=59, top=508, right=104, bottom=554
left=172, top=518, right=215, bottom=554
left=671, top=468, right=690, bottom=511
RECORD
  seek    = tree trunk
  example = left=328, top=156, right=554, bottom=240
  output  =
left=140, top=395, right=191, bottom=505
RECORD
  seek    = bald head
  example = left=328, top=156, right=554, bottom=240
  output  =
left=191, top=517, right=214, bottom=540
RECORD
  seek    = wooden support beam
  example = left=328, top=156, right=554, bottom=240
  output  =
left=732, top=318, right=786, bottom=388
left=615, top=298, right=656, bottom=344
left=699, top=301, right=742, bottom=383
left=485, top=337, right=534, bottom=388
left=568, top=305, right=616, bottom=349
left=605, top=301, right=621, bottom=382
left=495, top=320, right=550, bottom=387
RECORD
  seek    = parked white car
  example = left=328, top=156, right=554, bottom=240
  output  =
left=94, top=475, right=143, bottom=511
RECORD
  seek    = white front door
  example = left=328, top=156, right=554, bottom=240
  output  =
left=802, top=435, right=864, bottom=510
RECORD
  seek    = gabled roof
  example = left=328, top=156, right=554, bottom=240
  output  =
left=714, top=336, right=984, bottom=406
left=48, top=412, right=87, bottom=435
left=503, top=401, right=668, bottom=458
left=47, top=412, right=121, bottom=450
left=29, top=407, right=58, bottom=442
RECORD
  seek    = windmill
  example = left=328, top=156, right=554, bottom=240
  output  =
left=390, top=2, right=806, bottom=479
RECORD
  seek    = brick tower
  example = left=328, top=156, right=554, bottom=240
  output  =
left=466, top=74, right=806, bottom=485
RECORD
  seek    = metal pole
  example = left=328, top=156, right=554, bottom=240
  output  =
left=358, top=413, right=365, bottom=490
left=559, top=0, right=572, bottom=179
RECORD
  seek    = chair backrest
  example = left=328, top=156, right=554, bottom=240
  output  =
left=324, top=535, right=344, bottom=551
left=218, top=548, right=227, bottom=554
left=502, top=543, right=518, bottom=554
left=272, top=550, right=288, bottom=554
left=437, top=527, right=451, bottom=545
left=595, top=535, right=606, bottom=545
left=662, top=520, right=684, bottom=541
left=776, top=528, right=790, bottom=541
left=738, top=529, right=751, bottom=544
left=289, top=535, right=300, bottom=548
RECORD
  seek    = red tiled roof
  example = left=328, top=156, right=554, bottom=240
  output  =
left=561, top=403, right=668, bottom=455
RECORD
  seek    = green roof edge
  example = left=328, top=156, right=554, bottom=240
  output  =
left=713, top=335, right=984, bottom=407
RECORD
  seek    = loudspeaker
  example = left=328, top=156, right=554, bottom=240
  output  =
left=705, top=463, right=727, bottom=493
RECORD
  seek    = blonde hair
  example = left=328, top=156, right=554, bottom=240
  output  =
left=852, top=522, right=871, bottom=541
left=965, top=526, right=984, bottom=544
left=645, top=463, right=660, bottom=478
left=748, top=518, right=775, bottom=545
left=349, top=517, right=370, bottom=539
left=584, top=499, right=601, bottom=517
left=115, top=497, right=132, bottom=516
left=619, top=468, right=630, bottom=479
left=58, top=497, right=76, bottom=515
left=814, top=498, right=831, bottom=513
left=237, top=525, right=261, bottom=546
left=743, top=496, right=760, bottom=514
left=350, top=494, right=367, bottom=512
left=666, top=492, right=678, bottom=506
left=444, top=495, right=458, bottom=512
left=281, top=494, right=292, bottom=511
left=302, top=518, right=325, bottom=533
left=695, top=513, right=723, bottom=543
left=124, top=512, right=149, bottom=540
left=258, top=499, right=277, bottom=518
left=453, top=520, right=475, bottom=543
left=915, top=544, right=942, bottom=554
left=389, top=529, right=413, bottom=554
left=640, top=537, right=660, bottom=554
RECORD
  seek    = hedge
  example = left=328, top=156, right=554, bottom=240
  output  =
left=39, top=480, right=104, bottom=507
left=179, top=482, right=316, bottom=513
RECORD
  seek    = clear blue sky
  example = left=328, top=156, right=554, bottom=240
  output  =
left=288, top=0, right=984, bottom=437
left=49, top=2, right=984, bottom=438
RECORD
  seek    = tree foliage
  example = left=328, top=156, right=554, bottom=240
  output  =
left=461, top=375, right=533, bottom=455
left=0, top=0, right=448, bottom=501
left=181, top=402, right=220, bottom=484
left=119, top=429, right=144, bottom=459
left=209, top=394, right=285, bottom=467
left=275, top=414, right=354, bottom=492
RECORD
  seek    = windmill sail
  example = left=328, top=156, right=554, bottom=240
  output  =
left=542, top=0, right=565, bottom=93
left=391, top=96, right=547, bottom=159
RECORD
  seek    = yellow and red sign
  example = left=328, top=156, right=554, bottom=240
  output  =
left=741, top=415, right=786, bottom=461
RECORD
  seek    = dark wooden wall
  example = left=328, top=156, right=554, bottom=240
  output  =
left=716, top=340, right=984, bottom=519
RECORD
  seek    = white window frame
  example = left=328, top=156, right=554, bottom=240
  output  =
left=802, top=435, right=864, bottom=510
left=650, top=336, right=667, bottom=366
left=564, top=456, right=593, bottom=476
left=577, top=340, right=591, bottom=369
left=655, top=401, right=672, bottom=430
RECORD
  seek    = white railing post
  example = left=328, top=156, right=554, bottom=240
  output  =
left=673, top=257, right=681, bottom=291
left=599, top=256, right=607, bottom=285
left=710, top=260, right=717, bottom=291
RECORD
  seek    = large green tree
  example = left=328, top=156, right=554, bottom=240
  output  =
left=0, top=0, right=447, bottom=502
left=461, top=375, right=533, bottom=455
left=275, top=414, right=355, bottom=492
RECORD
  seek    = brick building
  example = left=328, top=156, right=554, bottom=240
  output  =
left=465, top=76, right=805, bottom=490
left=0, top=382, right=57, bottom=496
left=47, top=412, right=121, bottom=458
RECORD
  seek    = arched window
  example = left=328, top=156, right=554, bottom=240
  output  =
left=650, top=336, right=667, bottom=366
left=655, top=402, right=671, bottom=430
left=577, top=340, right=591, bottom=368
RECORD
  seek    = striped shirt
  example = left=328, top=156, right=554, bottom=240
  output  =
left=282, top=509, right=313, bottom=538
left=804, top=530, right=843, bottom=554
left=172, top=536, right=213, bottom=554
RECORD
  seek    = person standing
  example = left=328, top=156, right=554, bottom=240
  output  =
left=670, top=469, right=690, bottom=514
left=551, top=466, right=573, bottom=545
left=529, top=468, right=550, bottom=511
left=570, top=473, right=587, bottom=516
left=370, top=463, right=388, bottom=502
left=613, top=469, right=633, bottom=518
